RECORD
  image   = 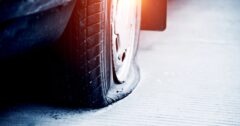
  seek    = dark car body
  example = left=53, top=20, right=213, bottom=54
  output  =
left=0, top=0, right=76, bottom=58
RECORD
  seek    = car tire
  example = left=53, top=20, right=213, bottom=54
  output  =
left=56, top=0, right=141, bottom=107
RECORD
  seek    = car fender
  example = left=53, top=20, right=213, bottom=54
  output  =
left=0, top=0, right=74, bottom=23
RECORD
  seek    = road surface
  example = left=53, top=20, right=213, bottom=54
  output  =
left=1, top=0, right=240, bottom=125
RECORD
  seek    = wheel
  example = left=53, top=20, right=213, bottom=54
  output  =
left=56, top=0, right=141, bottom=107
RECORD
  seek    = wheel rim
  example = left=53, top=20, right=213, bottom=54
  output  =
left=111, top=0, right=138, bottom=83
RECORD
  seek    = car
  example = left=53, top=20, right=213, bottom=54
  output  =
left=0, top=0, right=167, bottom=107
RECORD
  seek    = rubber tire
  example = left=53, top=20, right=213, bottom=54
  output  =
left=56, top=0, right=141, bottom=108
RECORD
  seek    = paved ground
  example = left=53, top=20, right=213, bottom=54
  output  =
left=1, top=0, right=240, bottom=125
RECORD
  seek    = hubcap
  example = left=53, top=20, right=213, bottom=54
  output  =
left=111, top=0, right=138, bottom=83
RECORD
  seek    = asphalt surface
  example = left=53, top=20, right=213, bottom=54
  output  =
left=1, top=0, right=240, bottom=125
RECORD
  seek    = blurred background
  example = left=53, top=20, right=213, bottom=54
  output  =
left=1, top=0, right=240, bottom=125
